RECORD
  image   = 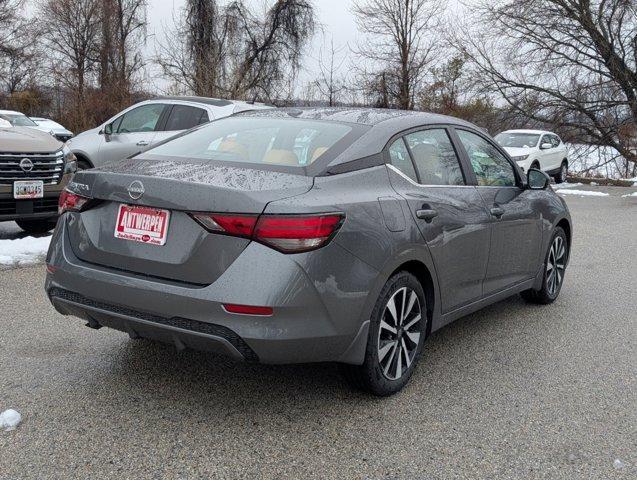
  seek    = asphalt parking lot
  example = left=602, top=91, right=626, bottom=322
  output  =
left=0, top=186, right=635, bottom=479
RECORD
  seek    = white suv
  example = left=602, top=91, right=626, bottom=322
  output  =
left=495, top=129, right=569, bottom=183
left=67, top=97, right=271, bottom=169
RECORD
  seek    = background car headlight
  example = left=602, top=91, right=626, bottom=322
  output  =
left=61, top=145, right=77, bottom=174
left=511, top=155, right=529, bottom=162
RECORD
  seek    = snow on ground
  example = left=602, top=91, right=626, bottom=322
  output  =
left=0, top=409, right=21, bottom=431
left=555, top=189, right=610, bottom=197
left=621, top=191, right=637, bottom=198
left=0, top=235, right=51, bottom=267
left=553, top=182, right=582, bottom=189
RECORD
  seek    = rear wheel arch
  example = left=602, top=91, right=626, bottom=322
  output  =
left=556, top=218, right=572, bottom=253
left=74, top=153, right=93, bottom=169
left=388, top=260, right=435, bottom=338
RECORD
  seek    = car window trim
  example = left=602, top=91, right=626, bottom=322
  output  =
left=382, top=124, right=474, bottom=187
left=451, top=126, right=524, bottom=189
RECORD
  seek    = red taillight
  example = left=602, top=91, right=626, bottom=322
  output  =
left=190, top=212, right=344, bottom=253
left=254, top=214, right=344, bottom=252
left=58, top=189, right=90, bottom=214
left=190, top=213, right=258, bottom=237
left=223, top=304, right=273, bottom=316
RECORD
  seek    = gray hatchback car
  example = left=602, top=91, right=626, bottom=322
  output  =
left=45, top=108, right=572, bottom=395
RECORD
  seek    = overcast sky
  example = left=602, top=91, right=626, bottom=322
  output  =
left=146, top=0, right=360, bottom=92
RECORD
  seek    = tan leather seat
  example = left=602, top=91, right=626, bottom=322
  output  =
left=263, top=149, right=299, bottom=166
left=310, top=147, right=329, bottom=163
left=218, top=139, right=249, bottom=160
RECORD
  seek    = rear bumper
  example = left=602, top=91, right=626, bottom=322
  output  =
left=49, top=287, right=258, bottom=361
left=45, top=216, right=375, bottom=364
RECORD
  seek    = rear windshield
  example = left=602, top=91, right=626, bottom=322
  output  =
left=147, top=117, right=354, bottom=168
left=494, top=132, right=540, bottom=148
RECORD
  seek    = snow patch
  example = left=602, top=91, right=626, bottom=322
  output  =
left=0, top=235, right=51, bottom=267
left=613, top=459, right=625, bottom=470
left=0, top=409, right=21, bottom=431
left=621, top=192, right=637, bottom=198
left=553, top=182, right=582, bottom=189
left=556, top=189, right=610, bottom=197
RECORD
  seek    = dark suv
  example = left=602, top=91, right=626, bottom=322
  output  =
left=0, top=125, right=76, bottom=233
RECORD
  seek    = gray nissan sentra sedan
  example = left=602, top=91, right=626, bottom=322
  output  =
left=45, top=108, right=572, bottom=395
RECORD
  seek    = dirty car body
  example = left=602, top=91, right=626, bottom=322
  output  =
left=45, top=108, right=572, bottom=394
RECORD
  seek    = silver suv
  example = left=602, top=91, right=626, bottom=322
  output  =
left=67, top=97, right=270, bottom=169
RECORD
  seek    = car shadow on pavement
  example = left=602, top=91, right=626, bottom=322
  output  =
left=85, top=292, right=548, bottom=416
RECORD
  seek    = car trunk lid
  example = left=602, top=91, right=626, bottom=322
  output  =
left=65, top=158, right=313, bottom=285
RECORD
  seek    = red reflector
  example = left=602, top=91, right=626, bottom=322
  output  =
left=223, top=304, right=273, bottom=316
left=46, top=264, right=57, bottom=274
left=58, top=189, right=90, bottom=214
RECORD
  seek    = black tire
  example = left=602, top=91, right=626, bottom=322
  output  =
left=554, top=161, right=568, bottom=183
left=15, top=218, right=57, bottom=234
left=521, top=226, right=568, bottom=304
left=77, top=159, right=92, bottom=170
left=530, top=161, right=540, bottom=170
left=340, top=272, right=427, bottom=396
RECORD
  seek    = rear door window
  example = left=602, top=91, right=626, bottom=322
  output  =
left=164, top=105, right=209, bottom=131
left=404, top=129, right=465, bottom=185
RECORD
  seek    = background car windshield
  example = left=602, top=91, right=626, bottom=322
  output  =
left=0, top=113, right=37, bottom=127
left=495, top=133, right=540, bottom=148
left=148, top=117, right=352, bottom=167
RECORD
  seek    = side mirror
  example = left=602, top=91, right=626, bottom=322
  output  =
left=101, top=123, right=112, bottom=136
left=540, top=142, right=552, bottom=150
left=527, top=168, right=550, bottom=190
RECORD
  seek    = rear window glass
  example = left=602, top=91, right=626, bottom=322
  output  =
left=147, top=117, right=353, bottom=167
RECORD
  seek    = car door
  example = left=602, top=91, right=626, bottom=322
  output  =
left=551, top=134, right=566, bottom=168
left=99, top=103, right=167, bottom=163
left=386, top=127, right=491, bottom=313
left=539, top=133, right=558, bottom=170
left=455, top=128, right=543, bottom=295
left=152, top=104, right=210, bottom=145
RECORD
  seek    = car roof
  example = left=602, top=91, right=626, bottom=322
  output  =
left=0, top=109, right=24, bottom=115
left=500, top=129, right=553, bottom=135
left=150, top=96, right=270, bottom=108
left=239, top=107, right=475, bottom=128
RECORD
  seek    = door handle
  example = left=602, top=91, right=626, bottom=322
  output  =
left=416, top=209, right=438, bottom=222
left=136, top=140, right=149, bottom=147
left=490, top=207, right=505, bottom=218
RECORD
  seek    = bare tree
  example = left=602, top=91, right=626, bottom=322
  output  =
left=352, top=0, right=446, bottom=109
left=156, top=0, right=316, bottom=102
left=456, top=0, right=637, bottom=174
left=99, top=0, right=147, bottom=109
left=38, top=0, right=101, bottom=128
left=313, top=38, right=348, bottom=106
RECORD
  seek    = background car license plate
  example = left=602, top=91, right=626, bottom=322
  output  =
left=14, top=180, right=44, bottom=199
left=114, top=204, right=170, bottom=246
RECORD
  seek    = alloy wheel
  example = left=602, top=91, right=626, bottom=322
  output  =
left=546, top=236, right=567, bottom=296
left=377, top=287, right=422, bottom=380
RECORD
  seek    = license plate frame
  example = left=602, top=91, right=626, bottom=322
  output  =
left=13, top=180, right=44, bottom=199
left=114, top=204, right=170, bottom=246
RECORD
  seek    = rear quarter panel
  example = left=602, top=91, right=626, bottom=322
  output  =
left=263, top=166, right=439, bottom=353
